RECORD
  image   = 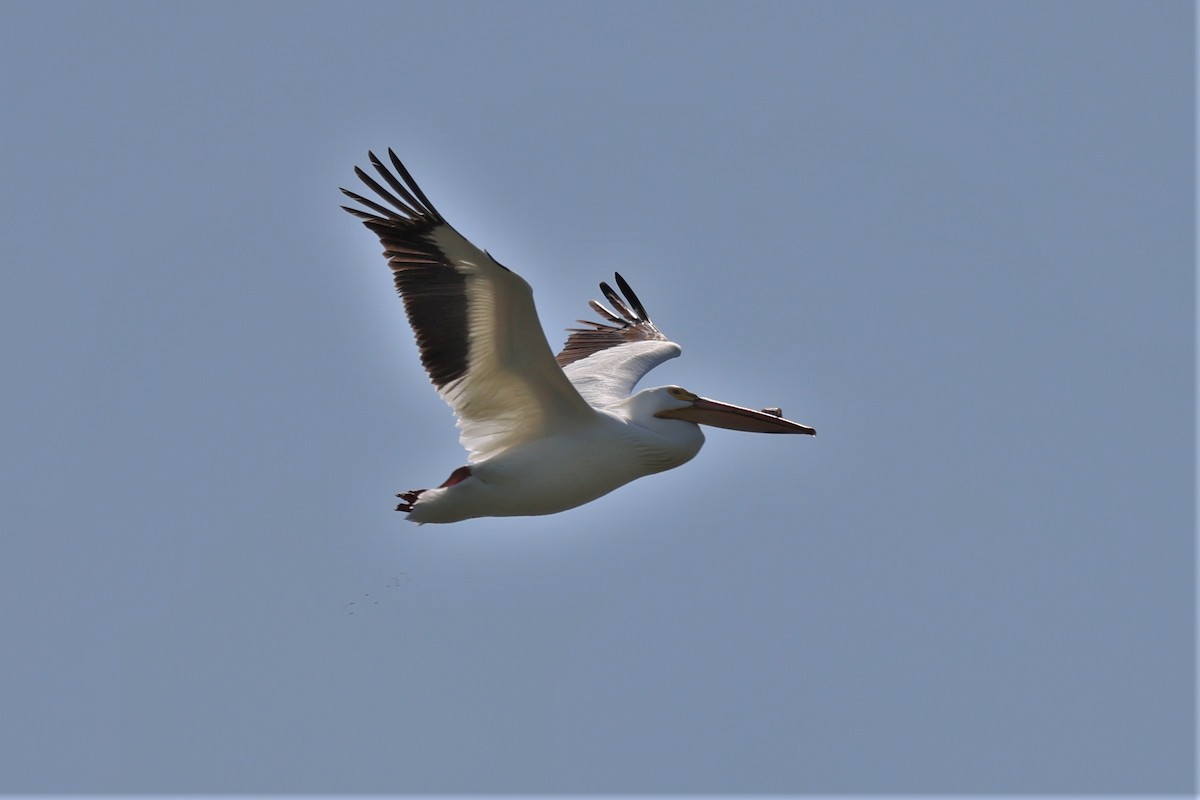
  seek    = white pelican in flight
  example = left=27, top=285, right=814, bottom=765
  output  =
left=342, top=150, right=815, bottom=523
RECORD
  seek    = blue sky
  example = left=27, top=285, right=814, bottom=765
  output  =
left=0, top=0, right=1193, bottom=793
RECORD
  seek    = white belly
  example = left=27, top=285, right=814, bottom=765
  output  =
left=406, top=414, right=703, bottom=523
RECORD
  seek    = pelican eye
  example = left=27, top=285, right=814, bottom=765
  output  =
left=668, top=387, right=697, bottom=401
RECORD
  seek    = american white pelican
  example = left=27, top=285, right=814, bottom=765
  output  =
left=342, top=150, right=815, bottom=523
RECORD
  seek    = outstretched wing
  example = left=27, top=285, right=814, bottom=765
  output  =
left=341, top=150, right=594, bottom=462
left=556, top=274, right=683, bottom=408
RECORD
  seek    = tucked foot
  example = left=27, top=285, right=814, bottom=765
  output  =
left=394, top=468, right=471, bottom=512
left=395, top=488, right=425, bottom=512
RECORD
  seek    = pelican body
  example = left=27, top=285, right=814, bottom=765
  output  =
left=342, top=151, right=814, bottom=523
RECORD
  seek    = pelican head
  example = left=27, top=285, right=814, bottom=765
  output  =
left=650, top=386, right=815, bottom=435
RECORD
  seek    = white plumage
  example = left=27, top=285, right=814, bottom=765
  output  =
left=342, top=150, right=814, bottom=524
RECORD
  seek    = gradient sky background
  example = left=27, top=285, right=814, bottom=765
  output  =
left=0, top=1, right=1193, bottom=794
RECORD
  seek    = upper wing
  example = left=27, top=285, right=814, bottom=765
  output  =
left=557, top=274, right=683, bottom=408
left=341, top=150, right=594, bottom=462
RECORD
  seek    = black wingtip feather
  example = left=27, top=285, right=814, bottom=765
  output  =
left=554, top=274, right=669, bottom=367
left=340, top=188, right=406, bottom=220
left=599, top=281, right=635, bottom=322
left=370, top=152, right=442, bottom=222
left=387, top=149, right=444, bottom=223
left=613, top=272, right=650, bottom=321
left=353, top=165, right=423, bottom=218
left=587, top=299, right=625, bottom=325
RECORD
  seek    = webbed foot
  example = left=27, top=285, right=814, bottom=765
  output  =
left=395, top=489, right=424, bottom=512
